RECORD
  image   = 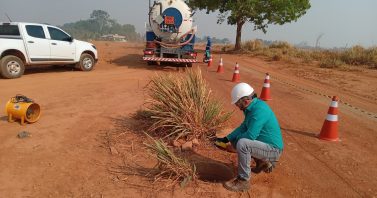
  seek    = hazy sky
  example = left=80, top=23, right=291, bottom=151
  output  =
left=0, top=0, right=376, bottom=48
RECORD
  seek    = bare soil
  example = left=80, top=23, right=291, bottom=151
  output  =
left=0, top=41, right=376, bottom=197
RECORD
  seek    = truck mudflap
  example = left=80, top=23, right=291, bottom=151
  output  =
left=143, top=57, right=197, bottom=63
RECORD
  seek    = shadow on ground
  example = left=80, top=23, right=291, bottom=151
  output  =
left=112, top=54, right=187, bottom=72
left=281, top=127, right=318, bottom=138
left=23, top=65, right=77, bottom=76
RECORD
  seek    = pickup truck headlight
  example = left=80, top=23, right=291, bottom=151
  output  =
left=91, top=45, right=97, bottom=50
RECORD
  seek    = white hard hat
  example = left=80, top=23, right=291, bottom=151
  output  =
left=231, top=83, right=254, bottom=104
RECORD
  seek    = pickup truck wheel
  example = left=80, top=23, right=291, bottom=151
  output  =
left=0, top=55, right=25, bottom=79
left=76, top=53, right=95, bottom=71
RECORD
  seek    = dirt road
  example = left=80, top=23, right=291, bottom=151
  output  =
left=0, top=42, right=376, bottom=197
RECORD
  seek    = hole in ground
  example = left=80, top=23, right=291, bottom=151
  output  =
left=194, top=161, right=234, bottom=183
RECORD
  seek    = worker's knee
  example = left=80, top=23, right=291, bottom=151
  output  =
left=236, top=138, right=251, bottom=152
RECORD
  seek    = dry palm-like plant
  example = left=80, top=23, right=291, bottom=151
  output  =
left=146, top=68, right=232, bottom=140
left=144, top=135, right=196, bottom=187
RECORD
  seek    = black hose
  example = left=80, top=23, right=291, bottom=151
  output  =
left=13, top=94, right=33, bottom=103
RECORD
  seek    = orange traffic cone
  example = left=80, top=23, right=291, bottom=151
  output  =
left=260, top=73, right=272, bottom=101
left=207, top=56, right=213, bottom=67
left=231, top=62, right=240, bottom=82
left=319, top=96, right=339, bottom=141
left=217, top=57, right=224, bottom=73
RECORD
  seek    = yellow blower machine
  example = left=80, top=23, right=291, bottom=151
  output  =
left=5, top=95, right=41, bottom=125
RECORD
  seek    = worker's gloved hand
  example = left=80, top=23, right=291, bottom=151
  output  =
left=215, top=137, right=229, bottom=150
left=216, top=137, right=229, bottom=143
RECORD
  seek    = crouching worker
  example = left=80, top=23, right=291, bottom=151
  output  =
left=217, top=82, right=284, bottom=192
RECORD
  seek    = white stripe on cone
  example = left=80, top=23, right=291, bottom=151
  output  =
left=330, top=101, right=338, bottom=108
left=266, top=76, right=270, bottom=80
left=263, top=83, right=270, bottom=88
left=326, top=114, right=338, bottom=121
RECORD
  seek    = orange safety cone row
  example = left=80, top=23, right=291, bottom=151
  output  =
left=231, top=62, right=240, bottom=82
left=217, top=57, right=224, bottom=73
left=319, top=96, right=339, bottom=141
left=260, top=73, right=272, bottom=101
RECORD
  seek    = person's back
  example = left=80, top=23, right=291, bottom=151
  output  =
left=227, top=98, right=283, bottom=150
left=250, top=99, right=283, bottom=150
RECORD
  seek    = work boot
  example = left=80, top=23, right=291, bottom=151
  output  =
left=250, top=159, right=273, bottom=174
left=223, top=176, right=250, bottom=192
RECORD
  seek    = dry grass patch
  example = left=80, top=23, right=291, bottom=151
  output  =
left=145, top=68, right=232, bottom=141
left=144, top=134, right=197, bottom=187
left=222, top=39, right=377, bottom=69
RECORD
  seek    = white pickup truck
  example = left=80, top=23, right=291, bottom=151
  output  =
left=0, top=22, right=98, bottom=79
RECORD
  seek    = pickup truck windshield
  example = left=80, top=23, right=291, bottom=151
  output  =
left=0, top=25, right=20, bottom=36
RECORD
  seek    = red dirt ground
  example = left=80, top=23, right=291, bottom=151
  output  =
left=0, top=41, right=376, bottom=197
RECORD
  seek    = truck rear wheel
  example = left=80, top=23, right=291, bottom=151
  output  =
left=76, top=53, right=95, bottom=71
left=0, top=55, right=25, bottom=79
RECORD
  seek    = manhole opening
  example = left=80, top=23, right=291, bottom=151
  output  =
left=194, top=161, right=234, bottom=183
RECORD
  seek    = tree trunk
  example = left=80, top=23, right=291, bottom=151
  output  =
left=235, top=19, right=245, bottom=50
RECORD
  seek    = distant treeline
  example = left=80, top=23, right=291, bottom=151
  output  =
left=60, top=10, right=141, bottom=41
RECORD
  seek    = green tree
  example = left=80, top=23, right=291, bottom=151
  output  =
left=188, top=0, right=311, bottom=50
left=60, top=10, right=141, bottom=41
left=90, top=10, right=111, bottom=33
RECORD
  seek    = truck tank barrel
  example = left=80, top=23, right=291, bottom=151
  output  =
left=148, top=0, right=195, bottom=43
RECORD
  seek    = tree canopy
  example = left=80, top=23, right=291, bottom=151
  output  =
left=60, top=10, right=140, bottom=41
left=188, top=0, right=311, bottom=50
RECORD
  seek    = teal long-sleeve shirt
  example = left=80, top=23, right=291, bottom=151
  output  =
left=227, top=98, right=284, bottom=150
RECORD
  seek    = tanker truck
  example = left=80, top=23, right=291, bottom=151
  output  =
left=143, top=0, right=197, bottom=67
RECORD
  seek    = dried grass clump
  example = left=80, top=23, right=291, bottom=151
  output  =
left=341, top=46, right=377, bottom=67
left=295, top=50, right=314, bottom=63
left=144, top=135, right=196, bottom=187
left=271, top=52, right=283, bottom=61
left=221, top=44, right=234, bottom=52
left=242, top=39, right=265, bottom=51
left=146, top=68, right=232, bottom=140
left=269, top=41, right=292, bottom=49
left=319, top=58, right=344, bottom=68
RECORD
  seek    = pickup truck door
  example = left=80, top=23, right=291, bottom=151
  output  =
left=23, top=24, right=50, bottom=62
left=47, top=26, right=75, bottom=61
